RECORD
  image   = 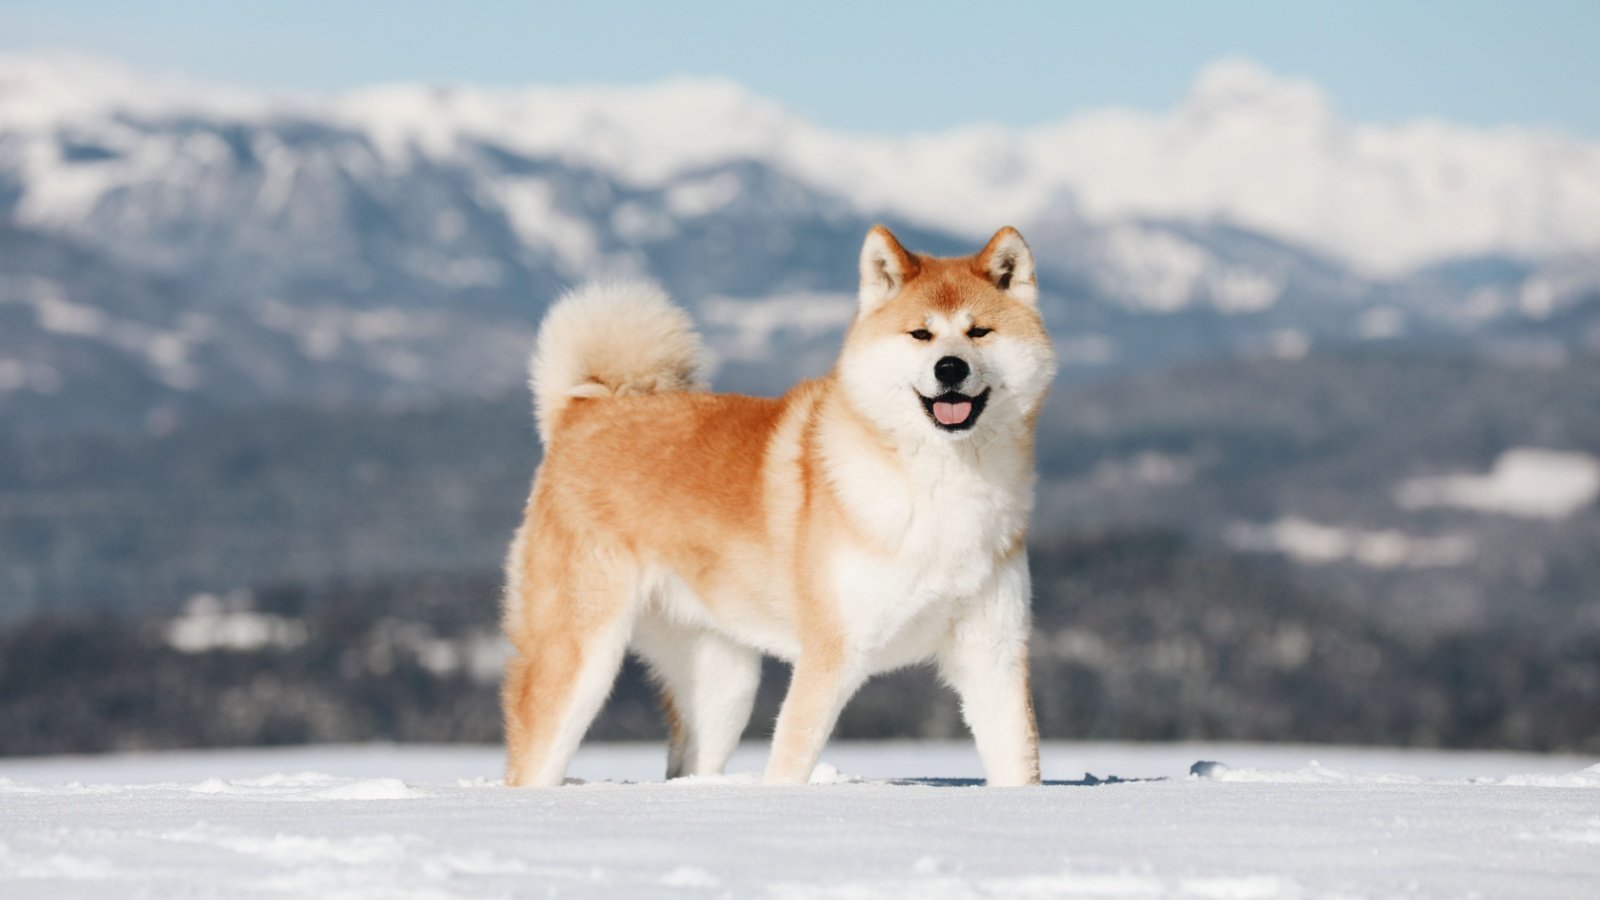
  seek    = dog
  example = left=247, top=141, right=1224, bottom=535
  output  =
left=501, top=225, right=1056, bottom=786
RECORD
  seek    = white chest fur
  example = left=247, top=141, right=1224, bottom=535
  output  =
left=823, top=432, right=1034, bottom=664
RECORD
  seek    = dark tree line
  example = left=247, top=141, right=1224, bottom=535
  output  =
left=4, top=530, right=1596, bottom=757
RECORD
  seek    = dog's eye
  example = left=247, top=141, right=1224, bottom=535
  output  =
left=908, top=329, right=933, bottom=341
left=967, top=327, right=992, bottom=338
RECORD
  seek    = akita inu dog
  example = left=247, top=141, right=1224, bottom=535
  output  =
left=502, top=226, right=1056, bottom=786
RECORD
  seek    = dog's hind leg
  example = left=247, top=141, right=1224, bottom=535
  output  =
left=502, top=534, right=639, bottom=788
left=633, top=615, right=761, bottom=779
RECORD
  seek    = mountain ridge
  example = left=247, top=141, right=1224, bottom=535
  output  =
left=5, top=52, right=1599, bottom=275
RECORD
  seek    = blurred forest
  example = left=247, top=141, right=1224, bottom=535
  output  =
left=4, top=529, right=1597, bottom=757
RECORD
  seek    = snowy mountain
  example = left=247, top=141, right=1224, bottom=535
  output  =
left=6, top=54, right=1599, bottom=274
left=4, top=53, right=1598, bottom=428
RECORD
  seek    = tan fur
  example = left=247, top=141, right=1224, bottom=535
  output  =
left=502, top=227, right=1054, bottom=787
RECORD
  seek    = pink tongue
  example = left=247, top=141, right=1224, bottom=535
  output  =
left=933, top=400, right=972, bottom=426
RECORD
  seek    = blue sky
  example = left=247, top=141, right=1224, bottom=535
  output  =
left=3, top=0, right=1597, bottom=135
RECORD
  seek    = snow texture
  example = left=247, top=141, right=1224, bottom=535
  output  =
left=2, top=741, right=1597, bottom=898
left=1395, top=448, right=1600, bottom=520
left=1226, top=517, right=1474, bottom=569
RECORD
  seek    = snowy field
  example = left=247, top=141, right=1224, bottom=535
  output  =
left=2, top=741, right=1597, bottom=898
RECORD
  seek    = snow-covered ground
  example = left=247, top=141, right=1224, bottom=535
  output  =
left=2, top=741, right=1597, bottom=898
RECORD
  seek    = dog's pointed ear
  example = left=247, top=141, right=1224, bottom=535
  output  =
left=977, top=226, right=1038, bottom=306
left=858, top=225, right=919, bottom=313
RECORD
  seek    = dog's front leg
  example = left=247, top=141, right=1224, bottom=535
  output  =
left=764, top=646, right=862, bottom=785
left=938, top=551, right=1041, bottom=786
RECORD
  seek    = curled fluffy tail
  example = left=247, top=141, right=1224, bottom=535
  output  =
left=528, top=280, right=707, bottom=443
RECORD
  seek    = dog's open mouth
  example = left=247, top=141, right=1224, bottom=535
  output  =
left=919, top=388, right=990, bottom=431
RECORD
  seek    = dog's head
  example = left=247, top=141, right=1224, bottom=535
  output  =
left=837, top=226, right=1056, bottom=443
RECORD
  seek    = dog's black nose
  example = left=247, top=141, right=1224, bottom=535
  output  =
left=934, top=356, right=970, bottom=387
